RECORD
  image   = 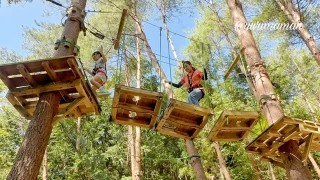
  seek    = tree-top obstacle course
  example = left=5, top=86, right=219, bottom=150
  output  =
left=1, top=0, right=320, bottom=179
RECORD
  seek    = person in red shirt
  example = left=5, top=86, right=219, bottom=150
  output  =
left=166, top=61, right=207, bottom=105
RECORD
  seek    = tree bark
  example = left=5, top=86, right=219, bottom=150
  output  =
left=129, top=126, right=136, bottom=178
left=308, top=153, right=320, bottom=178
left=212, top=142, right=231, bottom=180
left=278, top=140, right=313, bottom=179
left=185, top=140, right=207, bottom=180
left=158, top=0, right=183, bottom=75
left=275, top=0, right=320, bottom=66
left=226, top=0, right=312, bottom=179
left=124, top=48, right=137, bottom=179
left=132, top=1, right=174, bottom=98
left=7, top=92, right=60, bottom=180
left=7, top=0, right=87, bottom=179
left=75, top=117, right=81, bottom=173
left=132, top=1, right=206, bottom=179
left=209, top=0, right=256, bottom=96
left=268, top=162, right=276, bottom=180
left=76, top=117, right=81, bottom=150
left=134, top=29, right=142, bottom=180
left=292, top=59, right=320, bottom=106
left=293, top=76, right=317, bottom=121
left=43, top=148, right=48, bottom=180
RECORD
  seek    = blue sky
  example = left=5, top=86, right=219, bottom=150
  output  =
left=0, top=1, right=61, bottom=56
left=0, top=1, right=197, bottom=61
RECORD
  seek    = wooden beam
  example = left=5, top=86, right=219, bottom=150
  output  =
left=16, top=64, right=37, bottom=86
left=118, top=102, right=154, bottom=112
left=0, top=70, right=14, bottom=89
left=114, top=9, right=127, bottom=50
left=6, top=92, right=32, bottom=119
left=158, top=128, right=191, bottom=139
left=156, top=103, right=176, bottom=130
left=167, top=115, right=200, bottom=127
left=116, top=85, right=163, bottom=100
left=52, top=97, right=85, bottom=125
left=67, top=58, right=79, bottom=79
left=75, top=83, right=91, bottom=108
left=302, top=133, right=313, bottom=165
left=283, top=125, right=301, bottom=142
left=224, top=47, right=246, bottom=80
left=220, top=126, right=251, bottom=130
left=11, top=79, right=81, bottom=97
left=42, top=61, right=59, bottom=81
left=173, top=99, right=213, bottom=116
left=115, top=116, right=150, bottom=128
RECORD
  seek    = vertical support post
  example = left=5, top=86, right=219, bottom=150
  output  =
left=7, top=0, right=87, bottom=179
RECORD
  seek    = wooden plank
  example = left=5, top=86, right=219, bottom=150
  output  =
left=115, top=116, right=150, bottom=128
left=283, top=125, right=301, bottom=142
left=112, top=86, right=121, bottom=121
left=173, top=99, right=213, bottom=116
left=16, top=64, right=38, bottom=86
left=10, top=79, right=81, bottom=96
left=114, top=9, right=128, bottom=50
left=156, top=103, right=175, bottom=130
left=302, top=133, right=313, bottom=163
left=116, top=85, right=163, bottom=100
left=42, top=61, right=60, bottom=81
left=73, top=107, right=82, bottom=117
left=167, top=115, right=200, bottom=127
left=157, top=128, right=191, bottom=139
left=0, top=70, right=14, bottom=89
left=118, top=102, right=154, bottom=112
left=52, top=97, right=85, bottom=125
left=75, top=83, right=91, bottom=108
left=220, top=126, right=251, bottom=130
left=212, top=137, right=241, bottom=142
left=150, top=96, right=163, bottom=127
left=224, top=48, right=246, bottom=80
left=6, top=92, right=32, bottom=119
left=0, top=55, right=75, bottom=76
left=67, top=58, right=79, bottom=79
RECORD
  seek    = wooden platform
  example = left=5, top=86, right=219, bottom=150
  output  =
left=208, top=110, right=260, bottom=142
left=246, top=116, right=320, bottom=167
left=156, top=99, right=213, bottom=139
left=111, top=85, right=164, bottom=128
left=0, top=56, right=100, bottom=125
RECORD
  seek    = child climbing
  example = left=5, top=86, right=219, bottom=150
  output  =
left=85, top=45, right=108, bottom=95
left=165, top=61, right=207, bottom=106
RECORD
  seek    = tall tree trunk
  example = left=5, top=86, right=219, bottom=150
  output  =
left=209, top=0, right=256, bottom=95
left=132, top=0, right=174, bottom=98
left=268, top=162, right=276, bottom=180
left=135, top=28, right=142, bottom=180
left=293, top=76, right=317, bottom=121
left=7, top=1, right=86, bottom=179
left=129, top=126, right=136, bottom=178
left=75, top=117, right=81, bottom=173
left=226, top=0, right=312, bottom=179
left=43, top=148, right=48, bottom=180
left=76, top=117, right=81, bottom=150
left=7, top=92, right=60, bottom=180
left=292, top=59, right=320, bottom=105
left=212, top=142, right=231, bottom=180
left=158, top=0, right=183, bottom=75
left=132, top=1, right=206, bottom=179
left=209, top=2, right=262, bottom=178
left=124, top=48, right=136, bottom=179
left=185, top=140, right=207, bottom=180
left=308, top=153, right=320, bottom=178
left=275, top=0, right=320, bottom=66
